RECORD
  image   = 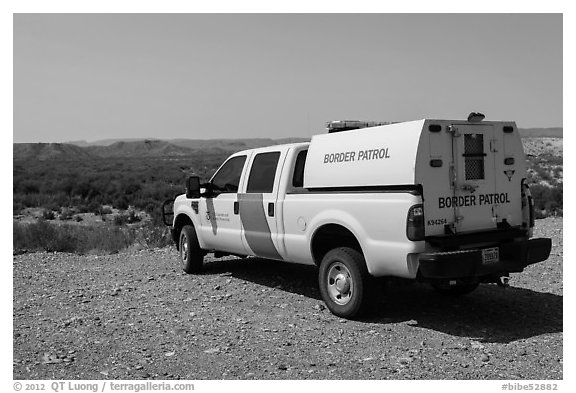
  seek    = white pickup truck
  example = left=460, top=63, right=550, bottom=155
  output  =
left=163, top=117, right=551, bottom=318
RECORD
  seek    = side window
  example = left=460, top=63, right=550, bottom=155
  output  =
left=292, top=150, right=308, bottom=188
left=211, top=155, right=247, bottom=193
left=246, top=152, right=281, bottom=193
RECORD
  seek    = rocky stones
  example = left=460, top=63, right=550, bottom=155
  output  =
left=12, top=235, right=564, bottom=380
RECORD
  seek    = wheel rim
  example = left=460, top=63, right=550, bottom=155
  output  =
left=326, top=262, right=353, bottom=305
left=180, top=234, right=189, bottom=264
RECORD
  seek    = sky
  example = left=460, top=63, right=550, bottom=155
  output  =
left=13, top=13, right=563, bottom=143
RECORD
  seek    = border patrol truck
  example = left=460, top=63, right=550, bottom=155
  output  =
left=163, top=117, right=551, bottom=318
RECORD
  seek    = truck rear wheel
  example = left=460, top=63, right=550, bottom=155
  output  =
left=318, top=247, right=376, bottom=319
left=431, top=282, right=479, bottom=296
left=179, top=225, right=204, bottom=274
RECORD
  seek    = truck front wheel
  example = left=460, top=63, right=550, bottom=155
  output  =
left=318, top=247, right=376, bottom=319
left=179, top=225, right=204, bottom=274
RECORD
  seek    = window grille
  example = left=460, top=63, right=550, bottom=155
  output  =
left=464, top=134, right=485, bottom=180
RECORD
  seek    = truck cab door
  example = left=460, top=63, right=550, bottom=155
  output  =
left=198, top=154, right=251, bottom=255
left=238, top=149, right=287, bottom=260
left=450, top=124, right=498, bottom=232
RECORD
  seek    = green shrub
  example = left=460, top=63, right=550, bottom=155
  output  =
left=59, top=208, right=74, bottom=221
left=44, top=201, right=62, bottom=212
left=42, top=209, right=55, bottom=220
left=127, top=210, right=141, bottom=224
left=113, top=214, right=127, bottom=226
left=13, top=201, right=24, bottom=215
left=87, top=201, right=101, bottom=214
left=534, top=210, right=547, bottom=220
left=19, top=180, right=39, bottom=194
left=530, top=183, right=563, bottom=214
left=114, top=196, right=129, bottom=210
left=113, top=210, right=142, bottom=226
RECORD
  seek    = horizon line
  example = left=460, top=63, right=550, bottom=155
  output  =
left=12, top=125, right=564, bottom=144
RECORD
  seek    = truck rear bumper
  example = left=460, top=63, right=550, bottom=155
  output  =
left=418, top=238, right=552, bottom=279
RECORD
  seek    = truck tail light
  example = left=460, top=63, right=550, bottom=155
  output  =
left=407, top=204, right=425, bottom=241
left=528, top=195, right=535, bottom=228
left=521, top=179, right=535, bottom=233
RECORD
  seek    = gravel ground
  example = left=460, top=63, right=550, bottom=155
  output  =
left=13, top=218, right=562, bottom=380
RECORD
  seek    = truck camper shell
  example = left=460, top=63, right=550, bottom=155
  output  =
left=305, top=119, right=526, bottom=236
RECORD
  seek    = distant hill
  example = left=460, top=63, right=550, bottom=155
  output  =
left=13, top=143, right=97, bottom=161
left=518, top=128, right=562, bottom=138
left=166, top=137, right=309, bottom=153
left=66, top=137, right=310, bottom=150
left=13, top=138, right=310, bottom=161
left=85, top=140, right=194, bottom=158
left=15, top=129, right=561, bottom=161
left=64, top=128, right=561, bottom=149
left=66, top=138, right=159, bottom=147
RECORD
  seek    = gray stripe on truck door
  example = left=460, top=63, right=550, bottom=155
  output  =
left=238, top=193, right=282, bottom=260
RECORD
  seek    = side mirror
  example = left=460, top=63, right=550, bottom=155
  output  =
left=186, top=176, right=201, bottom=199
left=201, top=182, right=214, bottom=198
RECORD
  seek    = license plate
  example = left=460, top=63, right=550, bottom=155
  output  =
left=482, top=247, right=499, bottom=264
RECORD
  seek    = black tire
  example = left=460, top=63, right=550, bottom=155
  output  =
left=318, top=247, right=376, bottom=319
left=179, top=225, right=204, bottom=274
left=431, top=282, right=479, bottom=296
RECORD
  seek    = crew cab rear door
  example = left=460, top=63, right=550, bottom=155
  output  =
left=450, top=124, right=498, bottom=232
left=238, top=149, right=288, bottom=260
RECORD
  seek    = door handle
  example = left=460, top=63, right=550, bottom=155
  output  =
left=234, top=201, right=239, bottom=215
left=268, top=202, right=274, bottom=217
left=459, top=183, right=478, bottom=193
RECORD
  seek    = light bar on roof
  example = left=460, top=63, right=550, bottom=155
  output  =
left=326, top=120, right=396, bottom=133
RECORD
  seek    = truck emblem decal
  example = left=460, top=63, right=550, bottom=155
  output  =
left=237, top=193, right=282, bottom=260
left=504, top=170, right=515, bottom=181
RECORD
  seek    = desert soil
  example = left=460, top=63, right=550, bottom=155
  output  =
left=13, top=218, right=563, bottom=380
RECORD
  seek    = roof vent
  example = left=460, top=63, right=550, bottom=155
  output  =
left=326, top=120, right=396, bottom=133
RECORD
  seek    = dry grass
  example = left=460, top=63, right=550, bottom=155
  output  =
left=13, top=220, right=172, bottom=255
